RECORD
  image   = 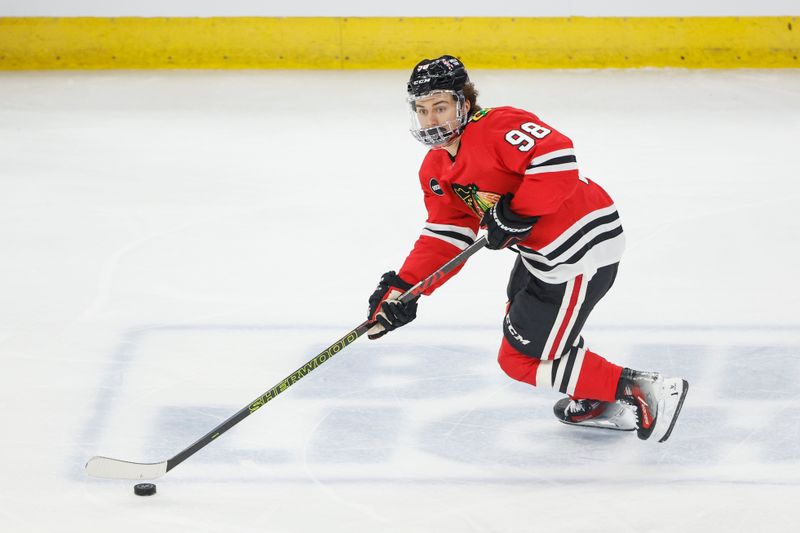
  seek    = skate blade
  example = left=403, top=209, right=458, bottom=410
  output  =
left=657, top=379, right=689, bottom=443
left=559, top=402, right=637, bottom=432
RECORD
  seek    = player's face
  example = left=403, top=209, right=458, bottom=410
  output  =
left=414, top=94, right=459, bottom=128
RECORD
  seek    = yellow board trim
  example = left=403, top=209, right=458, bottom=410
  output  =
left=1, top=17, right=797, bottom=69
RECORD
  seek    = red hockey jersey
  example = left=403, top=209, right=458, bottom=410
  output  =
left=397, top=106, right=625, bottom=293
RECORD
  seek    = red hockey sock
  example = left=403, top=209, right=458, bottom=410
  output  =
left=497, top=337, right=540, bottom=386
left=572, top=349, right=623, bottom=402
left=498, top=338, right=622, bottom=401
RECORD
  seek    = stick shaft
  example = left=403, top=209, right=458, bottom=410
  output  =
left=155, top=237, right=486, bottom=475
left=166, top=322, right=370, bottom=472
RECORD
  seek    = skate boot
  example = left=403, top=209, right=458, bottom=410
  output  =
left=553, top=397, right=636, bottom=431
left=615, top=368, right=689, bottom=442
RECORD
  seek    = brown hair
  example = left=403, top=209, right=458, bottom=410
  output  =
left=463, top=82, right=481, bottom=117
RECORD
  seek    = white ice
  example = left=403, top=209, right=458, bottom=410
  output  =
left=1, top=69, right=799, bottom=532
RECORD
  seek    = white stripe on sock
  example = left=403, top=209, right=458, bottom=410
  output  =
left=566, top=347, right=587, bottom=396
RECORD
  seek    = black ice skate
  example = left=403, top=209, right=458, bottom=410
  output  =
left=553, top=397, right=637, bottom=431
left=615, top=368, right=689, bottom=442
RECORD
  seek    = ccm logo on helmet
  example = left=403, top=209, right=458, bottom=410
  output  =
left=429, top=178, right=444, bottom=196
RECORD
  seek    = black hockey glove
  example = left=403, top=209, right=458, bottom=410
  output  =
left=480, top=194, right=539, bottom=250
left=367, top=271, right=419, bottom=340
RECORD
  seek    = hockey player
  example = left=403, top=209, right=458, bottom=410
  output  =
left=366, top=55, right=688, bottom=442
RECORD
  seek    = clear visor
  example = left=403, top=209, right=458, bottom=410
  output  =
left=408, top=90, right=467, bottom=149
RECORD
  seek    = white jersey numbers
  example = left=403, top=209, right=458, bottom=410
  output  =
left=505, top=130, right=535, bottom=152
left=522, top=122, right=551, bottom=138
left=504, top=122, right=552, bottom=152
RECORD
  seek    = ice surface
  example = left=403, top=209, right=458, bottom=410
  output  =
left=0, top=69, right=798, bottom=532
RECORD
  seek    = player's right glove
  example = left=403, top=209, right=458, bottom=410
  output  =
left=366, top=271, right=419, bottom=340
left=480, top=193, right=539, bottom=250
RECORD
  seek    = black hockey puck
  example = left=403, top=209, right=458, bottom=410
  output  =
left=134, top=483, right=157, bottom=496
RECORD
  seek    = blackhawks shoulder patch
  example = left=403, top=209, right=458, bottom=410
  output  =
left=470, top=108, right=492, bottom=122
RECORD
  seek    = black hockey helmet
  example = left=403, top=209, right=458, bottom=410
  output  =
left=406, top=55, right=472, bottom=148
left=407, top=55, right=469, bottom=98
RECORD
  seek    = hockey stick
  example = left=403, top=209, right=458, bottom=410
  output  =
left=86, top=236, right=488, bottom=480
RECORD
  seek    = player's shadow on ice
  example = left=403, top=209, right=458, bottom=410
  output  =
left=555, top=425, right=635, bottom=443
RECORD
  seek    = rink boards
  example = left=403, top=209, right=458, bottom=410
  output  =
left=1, top=17, right=798, bottom=70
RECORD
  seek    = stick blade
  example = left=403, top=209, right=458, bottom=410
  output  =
left=85, top=456, right=168, bottom=480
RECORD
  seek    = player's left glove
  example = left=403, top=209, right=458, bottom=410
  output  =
left=366, top=271, right=419, bottom=340
left=480, top=193, right=539, bottom=250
